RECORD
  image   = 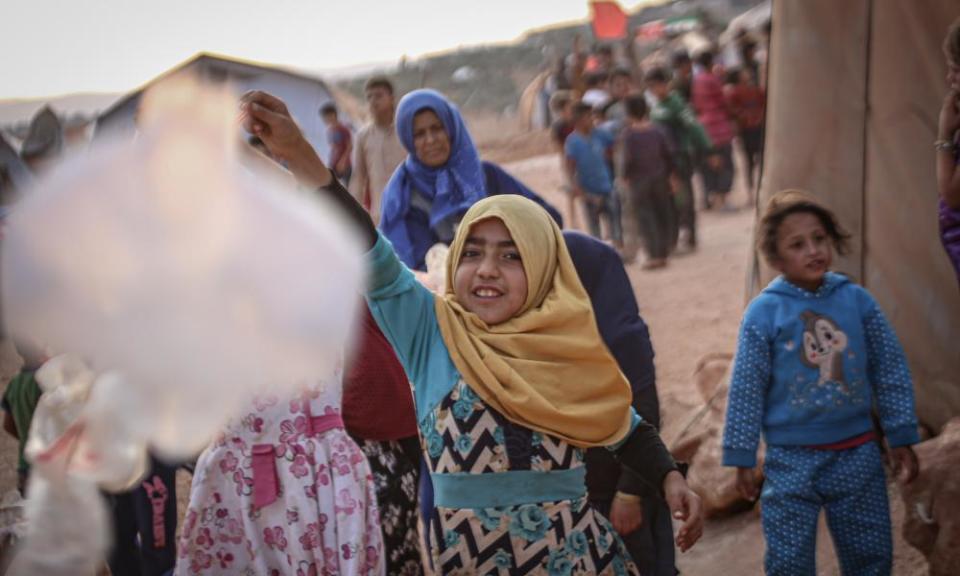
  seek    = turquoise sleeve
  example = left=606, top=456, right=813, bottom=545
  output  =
left=365, top=233, right=460, bottom=420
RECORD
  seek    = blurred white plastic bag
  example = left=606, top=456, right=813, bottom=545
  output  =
left=1, top=75, right=364, bottom=573
left=2, top=76, right=363, bottom=458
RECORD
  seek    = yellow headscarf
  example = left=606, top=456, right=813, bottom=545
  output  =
left=434, top=195, right=633, bottom=448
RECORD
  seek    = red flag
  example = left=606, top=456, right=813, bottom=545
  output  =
left=591, top=1, right=628, bottom=40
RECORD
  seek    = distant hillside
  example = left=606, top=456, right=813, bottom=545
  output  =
left=334, top=0, right=763, bottom=115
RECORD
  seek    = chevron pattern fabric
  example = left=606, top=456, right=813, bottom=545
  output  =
left=420, top=380, right=639, bottom=575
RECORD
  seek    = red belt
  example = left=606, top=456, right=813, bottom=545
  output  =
left=808, top=431, right=876, bottom=451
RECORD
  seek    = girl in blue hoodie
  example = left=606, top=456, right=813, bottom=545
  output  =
left=722, top=190, right=919, bottom=575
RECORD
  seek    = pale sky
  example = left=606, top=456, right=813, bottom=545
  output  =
left=1, top=0, right=661, bottom=100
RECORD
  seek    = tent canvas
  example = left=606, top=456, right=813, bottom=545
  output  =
left=754, top=0, right=960, bottom=430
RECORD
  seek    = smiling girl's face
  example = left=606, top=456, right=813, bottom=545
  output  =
left=453, top=218, right=528, bottom=325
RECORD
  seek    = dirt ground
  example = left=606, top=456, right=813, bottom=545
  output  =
left=0, top=148, right=929, bottom=574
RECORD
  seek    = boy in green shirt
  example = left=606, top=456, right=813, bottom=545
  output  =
left=645, top=67, right=716, bottom=250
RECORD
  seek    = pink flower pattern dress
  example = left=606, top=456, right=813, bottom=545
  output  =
left=175, top=367, right=384, bottom=575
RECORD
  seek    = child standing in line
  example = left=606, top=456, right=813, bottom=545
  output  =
left=722, top=190, right=919, bottom=575
left=616, top=94, right=677, bottom=269
left=549, top=90, right=582, bottom=231
left=725, top=67, right=766, bottom=197
left=321, top=103, right=353, bottom=187
left=646, top=67, right=715, bottom=251
left=691, top=51, right=736, bottom=211
left=565, top=102, right=623, bottom=250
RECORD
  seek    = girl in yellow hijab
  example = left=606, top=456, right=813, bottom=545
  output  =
left=242, top=91, right=702, bottom=575
left=436, top=194, right=635, bottom=447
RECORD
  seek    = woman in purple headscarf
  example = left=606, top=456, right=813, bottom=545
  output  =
left=937, top=18, right=960, bottom=287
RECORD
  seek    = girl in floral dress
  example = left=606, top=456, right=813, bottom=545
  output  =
left=175, top=364, right=384, bottom=575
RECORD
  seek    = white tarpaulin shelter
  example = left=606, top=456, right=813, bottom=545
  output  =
left=753, top=0, right=960, bottom=430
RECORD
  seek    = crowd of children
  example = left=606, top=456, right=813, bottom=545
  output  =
left=6, top=16, right=960, bottom=576
left=548, top=37, right=767, bottom=270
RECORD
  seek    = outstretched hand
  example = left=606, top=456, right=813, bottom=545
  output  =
left=239, top=91, right=331, bottom=188
left=662, top=470, right=703, bottom=552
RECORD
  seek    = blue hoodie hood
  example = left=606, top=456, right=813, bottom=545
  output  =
left=762, top=271, right=851, bottom=299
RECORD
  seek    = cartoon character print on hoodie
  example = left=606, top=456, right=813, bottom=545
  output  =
left=790, top=310, right=866, bottom=411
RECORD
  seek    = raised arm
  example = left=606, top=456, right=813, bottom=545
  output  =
left=241, top=92, right=440, bottom=386
left=240, top=91, right=376, bottom=249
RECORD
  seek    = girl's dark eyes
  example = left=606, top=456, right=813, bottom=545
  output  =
left=460, top=249, right=521, bottom=261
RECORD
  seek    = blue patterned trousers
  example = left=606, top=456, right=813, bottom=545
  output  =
left=761, top=441, right=892, bottom=576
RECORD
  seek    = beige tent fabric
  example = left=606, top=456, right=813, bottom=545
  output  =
left=864, top=0, right=960, bottom=429
left=754, top=0, right=960, bottom=429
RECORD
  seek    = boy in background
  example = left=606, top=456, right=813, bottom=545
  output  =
left=349, top=76, right=406, bottom=225
left=549, top=90, right=582, bottom=231
left=565, top=101, right=622, bottom=249
left=320, top=102, right=353, bottom=186
left=646, top=67, right=716, bottom=250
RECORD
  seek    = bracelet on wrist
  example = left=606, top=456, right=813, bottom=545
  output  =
left=613, top=491, right=643, bottom=503
left=935, top=139, right=957, bottom=152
